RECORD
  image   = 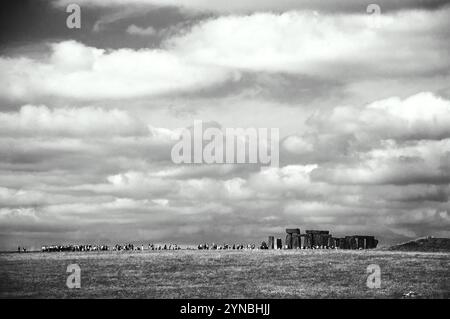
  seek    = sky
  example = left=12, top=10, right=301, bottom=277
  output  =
left=0, top=0, right=450, bottom=250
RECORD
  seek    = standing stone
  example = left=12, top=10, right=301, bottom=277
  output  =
left=328, top=237, right=334, bottom=248
left=285, top=233, right=293, bottom=249
left=357, top=237, right=365, bottom=249
left=300, top=234, right=306, bottom=248
left=322, top=234, right=330, bottom=247
left=317, top=234, right=324, bottom=247
left=335, top=238, right=340, bottom=248
left=349, top=236, right=357, bottom=249
left=326, top=235, right=333, bottom=248
left=311, top=234, right=317, bottom=248
left=333, top=237, right=339, bottom=248
left=276, top=238, right=282, bottom=249
left=313, top=233, right=322, bottom=248
left=344, top=236, right=350, bottom=249
left=363, top=237, right=369, bottom=249
left=365, top=236, right=375, bottom=249
left=305, top=233, right=313, bottom=248
left=292, top=233, right=300, bottom=249
left=268, top=236, right=274, bottom=249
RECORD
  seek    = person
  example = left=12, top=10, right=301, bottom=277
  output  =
left=18, top=246, right=21, bottom=253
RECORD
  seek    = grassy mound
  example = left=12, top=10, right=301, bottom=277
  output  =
left=389, top=237, right=450, bottom=252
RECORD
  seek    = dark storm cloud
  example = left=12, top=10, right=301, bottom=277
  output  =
left=0, top=0, right=89, bottom=52
left=0, top=0, right=210, bottom=53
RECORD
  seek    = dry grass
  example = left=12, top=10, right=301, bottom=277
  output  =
left=0, top=250, right=448, bottom=298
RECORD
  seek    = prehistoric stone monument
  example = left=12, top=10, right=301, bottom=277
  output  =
left=270, top=228, right=378, bottom=249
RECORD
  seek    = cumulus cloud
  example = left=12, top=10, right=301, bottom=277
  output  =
left=167, top=10, right=450, bottom=77
left=311, top=139, right=450, bottom=186
left=0, top=40, right=235, bottom=102
left=1, top=8, right=449, bottom=103
left=0, top=104, right=148, bottom=137
left=282, top=92, right=450, bottom=187
left=283, top=92, right=450, bottom=162
left=0, top=105, right=179, bottom=182
left=308, top=92, right=450, bottom=141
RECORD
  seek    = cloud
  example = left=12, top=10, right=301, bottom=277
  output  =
left=1, top=92, right=450, bottom=249
left=167, top=10, right=450, bottom=77
left=311, top=139, right=450, bottom=186
left=308, top=92, right=450, bottom=141
left=0, top=105, right=179, bottom=182
left=0, top=40, right=235, bottom=102
left=282, top=92, right=450, bottom=186
left=0, top=104, right=148, bottom=137
left=126, top=24, right=158, bottom=36
left=92, top=7, right=156, bottom=32
left=2, top=8, right=449, bottom=103
left=2, top=2, right=450, bottom=248
left=282, top=135, right=314, bottom=155
left=54, top=0, right=450, bottom=14
left=283, top=92, right=450, bottom=163
left=1, top=92, right=450, bottom=248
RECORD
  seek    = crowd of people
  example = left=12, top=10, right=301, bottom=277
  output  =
left=113, top=243, right=181, bottom=251
left=41, top=244, right=110, bottom=252
left=39, top=242, right=271, bottom=252
left=40, top=243, right=181, bottom=252
left=37, top=242, right=271, bottom=252
left=197, top=242, right=269, bottom=250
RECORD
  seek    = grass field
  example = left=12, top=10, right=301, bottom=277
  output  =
left=0, top=250, right=449, bottom=298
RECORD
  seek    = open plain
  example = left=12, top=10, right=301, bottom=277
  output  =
left=0, top=249, right=449, bottom=298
